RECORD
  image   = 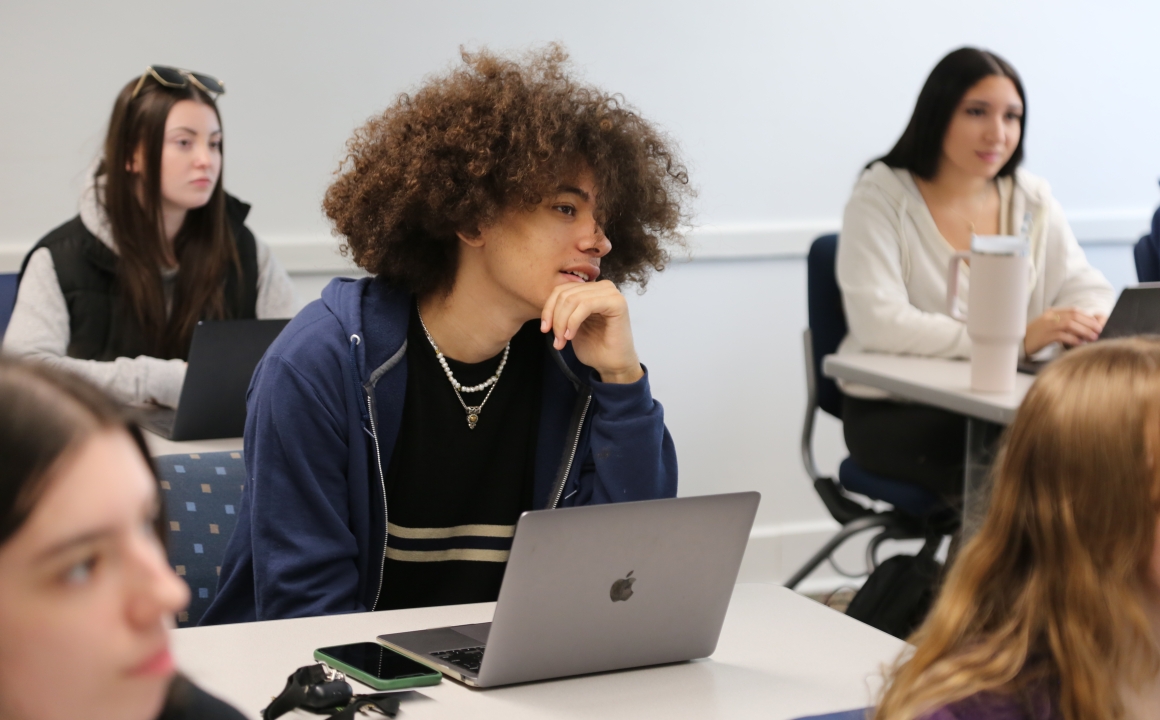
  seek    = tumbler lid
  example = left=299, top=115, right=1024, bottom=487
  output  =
left=971, top=234, right=1027, bottom=257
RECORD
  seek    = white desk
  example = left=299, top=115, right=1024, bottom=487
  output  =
left=143, top=429, right=243, bottom=457
left=173, top=584, right=904, bottom=720
left=821, top=354, right=1031, bottom=425
left=822, top=353, right=1033, bottom=536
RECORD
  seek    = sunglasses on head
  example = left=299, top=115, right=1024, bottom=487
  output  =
left=130, top=65, right=225, bottom=101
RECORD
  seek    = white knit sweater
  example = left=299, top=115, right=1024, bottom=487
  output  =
left=836, top=162, right=1114, bottom=398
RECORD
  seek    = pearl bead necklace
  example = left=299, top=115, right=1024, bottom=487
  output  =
left=416, top=307, right=510, bottom=429
left=435, top=344, right=509, bottom=393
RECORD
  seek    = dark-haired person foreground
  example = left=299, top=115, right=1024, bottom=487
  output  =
left=0, top=356, right=245, bottom=720
left=4, top=67, right=294, bottom=409
left=203, top=46, right=691, bottom=624
left=836, top=48, right=1113, bottom=500
left=871, top=338, right=1160, bottom=720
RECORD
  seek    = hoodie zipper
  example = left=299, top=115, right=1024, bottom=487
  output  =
left=550, top=392, right=591, bottom=509
left=365, top=391, right=389, bottom=612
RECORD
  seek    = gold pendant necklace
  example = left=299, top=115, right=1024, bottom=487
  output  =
left=947, top=182, right=997, bottom=237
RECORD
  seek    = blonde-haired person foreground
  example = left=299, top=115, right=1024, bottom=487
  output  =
left=875, top=338, right=1160, bottom=720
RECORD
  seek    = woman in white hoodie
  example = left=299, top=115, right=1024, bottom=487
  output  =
left=4, top=67, right=294, bottom=409
left=836, top=47, right=1114, bottom=500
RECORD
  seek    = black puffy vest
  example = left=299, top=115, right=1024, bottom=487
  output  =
left=18, top=195, right=259, bottom=361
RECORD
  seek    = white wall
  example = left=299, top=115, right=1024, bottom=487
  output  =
left=3, top=1, right=1159, bottom=255
left=3, top=0, right=1158, bottom=589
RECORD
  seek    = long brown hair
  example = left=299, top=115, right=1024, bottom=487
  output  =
left=875, top=338, right=1160, bottom=720
left=100, top=75, right=240, bottom=359
left=0, top=355, right=157, bottom=547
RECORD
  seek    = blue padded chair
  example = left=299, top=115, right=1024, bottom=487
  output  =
left=0, top=273, right=18, bottom=340
left=785, top=234, right=954, bottom=589
left=1135, top=195, right=1160, bottom=282
left=1134, top=233, right=1157, bottom=282
left=156, top=451, right=245, bottom=627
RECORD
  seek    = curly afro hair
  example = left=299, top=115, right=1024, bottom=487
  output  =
left=323, top=44, right=693, bottom=296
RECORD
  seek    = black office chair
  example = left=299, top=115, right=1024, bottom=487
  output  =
left=784, top=234, right=956, bottom=590
left=1135, top=195, right=1160, bottom=282
left=1135, top=234, right=1158, bottom=283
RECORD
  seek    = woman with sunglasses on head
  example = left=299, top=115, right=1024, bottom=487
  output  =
left=4, top=67, right=295, bottom=409
left=872, top=337, right=1160, bottom=719
left=0, top=356, right=245, bottom=720
left=835, top=48, right=1114, bottom=502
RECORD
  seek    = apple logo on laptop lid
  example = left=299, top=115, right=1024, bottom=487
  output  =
left=610, top=571, right=635, bottom=602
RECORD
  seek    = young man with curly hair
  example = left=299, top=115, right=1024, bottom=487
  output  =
left=203, top=46, right=692, bottom=623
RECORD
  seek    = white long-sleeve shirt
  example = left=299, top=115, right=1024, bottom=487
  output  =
left=3, top=171, right=297, bottom=408
left=836, top=162, right=1114, bottom=398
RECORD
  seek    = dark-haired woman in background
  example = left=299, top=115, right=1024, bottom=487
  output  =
left=0, top=356, right=245, bottom=720
left=4, top=67, right=294, bottom=408
left=836, top=48, right=1113, bottom=500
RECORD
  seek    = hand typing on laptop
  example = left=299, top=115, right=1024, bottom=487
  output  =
left=1024, top=307, right=1105, bottom=355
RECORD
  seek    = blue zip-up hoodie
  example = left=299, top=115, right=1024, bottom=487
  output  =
left=201, top=277, right=677, bottom=624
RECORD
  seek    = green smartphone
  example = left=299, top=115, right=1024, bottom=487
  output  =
left=314, top=642, right=442, bottom=691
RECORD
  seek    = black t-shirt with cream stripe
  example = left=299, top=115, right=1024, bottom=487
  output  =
left=378, top=302, right=543, bottom=610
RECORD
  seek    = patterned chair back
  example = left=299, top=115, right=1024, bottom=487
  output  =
left=155, top=451, right=245, bottom=627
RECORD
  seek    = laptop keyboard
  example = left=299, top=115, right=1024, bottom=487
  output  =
left=141, top=409, right=176, bottom=438
left=431, top=645, right=486, bottom=673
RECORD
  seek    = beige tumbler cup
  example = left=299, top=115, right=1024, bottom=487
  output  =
left=946, top=235, right=1029, bottom=393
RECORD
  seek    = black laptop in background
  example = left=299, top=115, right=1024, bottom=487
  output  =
left=1018, top=283, right=1160, bottom=375
left=138, top=319, right=289, bottom=441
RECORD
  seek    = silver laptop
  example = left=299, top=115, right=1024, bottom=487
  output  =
left=377, top=491, right=760, bottom=687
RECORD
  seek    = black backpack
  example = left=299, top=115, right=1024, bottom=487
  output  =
left=845, top=538, right=942, bottom=640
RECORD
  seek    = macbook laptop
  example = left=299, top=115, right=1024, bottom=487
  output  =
left=377, top=491, right=760, bottom=687
left=1019, top=283, right=1160, bottom=375
left=138, top=318, right=289, bottom=441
